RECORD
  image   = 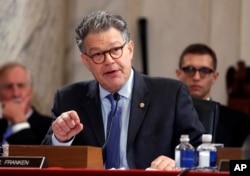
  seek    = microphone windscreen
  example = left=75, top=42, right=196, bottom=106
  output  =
left=113, top=93, right=120, bottom=101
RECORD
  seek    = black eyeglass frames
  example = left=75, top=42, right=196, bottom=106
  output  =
left=84, top=42, right=127, bottom=64
left=181, top=66, right=214, bottom=78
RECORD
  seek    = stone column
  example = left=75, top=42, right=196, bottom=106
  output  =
left=0, top=0, right=67, bottom=115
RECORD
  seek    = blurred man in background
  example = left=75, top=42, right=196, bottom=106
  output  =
left=176, top=43, right=219, bottom=100
left=0, top=61, right=52, bottom=145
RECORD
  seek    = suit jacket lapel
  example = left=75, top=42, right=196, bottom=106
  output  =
left=82, top=82, right=105, bottom=146
left=127, top=70, right=149, bottom=146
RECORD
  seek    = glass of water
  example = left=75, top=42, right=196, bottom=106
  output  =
left=0, top=144, right=9, bottom=157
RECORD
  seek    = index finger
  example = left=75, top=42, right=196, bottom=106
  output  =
left=54, top=110, right=80, bottom=132
left=67, top=110, right=80, bottom=123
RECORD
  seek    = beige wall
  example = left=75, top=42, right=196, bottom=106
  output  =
left=0, top=0, right=249, bottom=115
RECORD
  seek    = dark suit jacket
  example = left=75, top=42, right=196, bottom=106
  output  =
left=42, top=69, right=205, bottom=169
left=0, top=107, right=52, bottom=145
left=192, top=98, right=250, bottom=147
left=216, top=104, right=250, bottom=147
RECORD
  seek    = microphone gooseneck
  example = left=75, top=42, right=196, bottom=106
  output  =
left=104, top=92, right=121, bottom=168
left=102, top=93, right=120, bottom=149
left=112, top=93, right=120, bottom=116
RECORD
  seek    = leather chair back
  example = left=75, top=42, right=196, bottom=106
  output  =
left=192, top=98, right=220, bottom=142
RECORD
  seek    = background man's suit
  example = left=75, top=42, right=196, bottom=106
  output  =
left=192, top=98, right=250, bottom=147
left=216, top=104, right=250, bottom=147
left=0, top=107, right=52, bottom=144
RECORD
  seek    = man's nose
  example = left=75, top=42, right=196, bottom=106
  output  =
left=193, top=71, right=202, bottom=80
left=12, top=85, right=21, bottom=96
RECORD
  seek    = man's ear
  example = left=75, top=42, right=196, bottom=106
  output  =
left=212, top=71, right=219, bottom=82
left=176, top=69, right=182, bottom=79
left=80, top=54, right=90, bottom=70
left=127, top=40, right=134, bottom=61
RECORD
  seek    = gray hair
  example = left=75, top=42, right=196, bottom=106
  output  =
left=0, top=61, right=33, bottom=87
left=178, top=43, right=217, bottom=70
left=75, top=10, right=130, bottom=53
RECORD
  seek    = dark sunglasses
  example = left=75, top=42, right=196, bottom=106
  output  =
left=181, top=66, right=214, bottom=78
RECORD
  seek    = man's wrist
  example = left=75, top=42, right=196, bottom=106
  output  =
left=52, top=134, right=74, bottom=146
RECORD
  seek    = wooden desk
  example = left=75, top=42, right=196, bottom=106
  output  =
left=217, top=147, right=242, bottom=164
left=8, top=145, right=103, bottom=168
left=216, top=147, right=242, bottom=171
left=2, top=146, right=241, bottom=175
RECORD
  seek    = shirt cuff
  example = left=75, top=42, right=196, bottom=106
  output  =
left=52, top=134, right=74, bottom=146
left=12, top=122, right=30, bottom=133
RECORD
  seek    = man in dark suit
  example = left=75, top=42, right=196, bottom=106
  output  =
left=176, top=43, right=250, bottom=147
left=0, top=62, right=52, bottom=145
left=42, top=11, right=205, bottom=170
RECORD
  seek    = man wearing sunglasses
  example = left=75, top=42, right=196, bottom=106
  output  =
left=176, top=43, right=219, bottom=100
left=176, top=43, right=250, bottom=147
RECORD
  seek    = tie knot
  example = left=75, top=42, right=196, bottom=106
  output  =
left=106, top=93, right=120, bottom=107
left=106, top=94, right=115, bottom=106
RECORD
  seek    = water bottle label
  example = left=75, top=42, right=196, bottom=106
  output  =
left=199, top=151, right=217, bottom=167
left=180, top=150, right=194, bottom=168
left=210, top=151, right=217, bottom=167
left=175, top=150, right=180, bottom=168
left=199, top=151, right=210, bottom=167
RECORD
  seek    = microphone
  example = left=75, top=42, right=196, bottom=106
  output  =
left=112, top=93, right=120, bottom=116
left=114, top=92, right=120, bottom=102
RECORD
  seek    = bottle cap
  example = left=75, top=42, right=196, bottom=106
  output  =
left=180, top=134, right=190, bottom=142
left=202, top=134, right=212, bottom=142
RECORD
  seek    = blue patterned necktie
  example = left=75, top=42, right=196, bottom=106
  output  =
left=105, top=93, right=121, bottom=169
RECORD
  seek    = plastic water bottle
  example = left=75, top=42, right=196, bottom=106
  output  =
left=196, top=134, right=217, bottom=169
left=175, top=134, right=195, bottom=169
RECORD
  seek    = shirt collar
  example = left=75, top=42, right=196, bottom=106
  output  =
left=206, top=97, right=211, bottom=101
left=26, top=108, right=33, bottom=119
left=99, top=68, right=134, bottom=100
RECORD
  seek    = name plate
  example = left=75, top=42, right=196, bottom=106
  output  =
left=0, top=156, right=47, bottom=168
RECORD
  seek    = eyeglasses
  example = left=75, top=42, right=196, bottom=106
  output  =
left=181, top=66, right=214, bottom=78
left=84, top=42, right=127, bottom=64
left=0, top=83, right=29, bottom=90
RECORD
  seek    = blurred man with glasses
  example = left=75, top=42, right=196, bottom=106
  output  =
left=176, top=43, right=250, bottom=147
